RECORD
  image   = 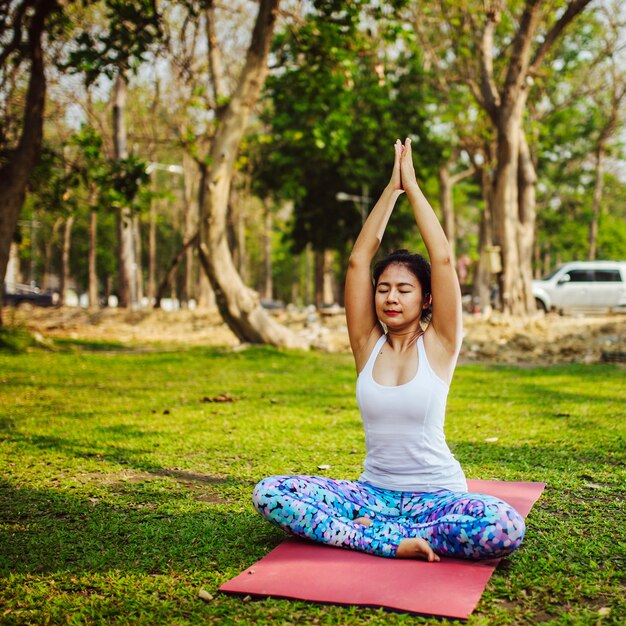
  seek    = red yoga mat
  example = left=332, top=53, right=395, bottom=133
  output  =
left=219, top=479, right=546, bottom=619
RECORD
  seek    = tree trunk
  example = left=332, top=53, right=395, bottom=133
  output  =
left=59, top=215, right=74, bottom=306
left=323, top=249, right=335, bottom=305
left=0, top=0, right=55, bottom=324
left=259, top=199, right=273, bottom=300
left=133, top=214, right=143, bottom=305
left=197, top=0, right=308, bottom=348
left=148, top=198, right=156, bottom=303
left=88, top=208, right=98, bottom=309
left=181, top=151, right=197, bottom=306
left=588, top=143, right=605, bottom=260
left=112, top=70, right=136, bottom=308
left=438, top=163, right=475, bottom=267
left=43, top=216, right=63, bottom=291
left=314, top=249, right=324, bottom=309
left=493, top=99, right=527, bottom=315
left=517, top=128, right=538, bottom=312
left=472, top=165, right=495, bottom=315
left=438, top=165, right=456, bottom=264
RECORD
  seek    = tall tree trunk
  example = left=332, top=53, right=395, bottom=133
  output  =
left=517, top=128, right=538, bottom=312
left=438, top=165, right=456, bottom=264
left=473, top=166, right=496, bottom=315
left=259, top=199, right=273, bottom=300
left=179, top=151, right=197, bottom=306
left=113, top=70, right=135, bottom=308
left=314, top=249, right=324, bottom=309
left=59, top=215, right=74, bottom=306
left=133, top=214, right=143, bottom=304
left=493, top=99, right=526, bottom=314
left=588, top=142, right=605, bottom=260
left=88, top=208, right=98, bottom=309
left=323, top=249, right=335, bottom=306
left=43, top=216, right=63, bottom=291
left=0, top=0, right=56, bottom=324
left=197, top=0, right=308, bottom=348
left=438, top=162, right=475, bottom=267
left=148, top=197, right=157, bottom=303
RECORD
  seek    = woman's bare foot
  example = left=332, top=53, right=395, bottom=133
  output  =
left=396, top=538, right=440, bottom=562
left=354, top=516, right=373, bottom=527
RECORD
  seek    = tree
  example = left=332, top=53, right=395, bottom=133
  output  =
left=196, top=0, right=308, bottom=348
left=0, top=0, right=59, bottom=324
left=406, top=0, right=594, bottom=314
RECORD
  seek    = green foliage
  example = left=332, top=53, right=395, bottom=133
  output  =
left=0, top=346, right=624, bottom=623
left=65, top=0, right=162, bottom=83
left=251, top=1, right=442, bottom=255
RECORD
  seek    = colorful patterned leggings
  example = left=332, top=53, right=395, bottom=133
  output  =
left=252, top=475, right=525, bottom=560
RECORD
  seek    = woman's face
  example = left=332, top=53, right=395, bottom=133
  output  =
left=374, top=263, right=426, bottom=327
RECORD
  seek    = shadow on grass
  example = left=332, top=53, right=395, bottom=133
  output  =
left=0, top=478, right=279, bottom=578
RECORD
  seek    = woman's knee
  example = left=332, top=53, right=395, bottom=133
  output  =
left=252, top=475, right=286, bottom=512
left=488, top=503, right=526, bottom=557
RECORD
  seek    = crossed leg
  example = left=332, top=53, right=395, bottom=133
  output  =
left=252, top=475, right=525, bottom=561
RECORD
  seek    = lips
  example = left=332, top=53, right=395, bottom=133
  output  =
left=384, top=310, right=401, bottom=316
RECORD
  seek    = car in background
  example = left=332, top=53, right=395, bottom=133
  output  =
left=3, top=283, right=58, bottom=307
left=533, top=261, right=626, bottom=314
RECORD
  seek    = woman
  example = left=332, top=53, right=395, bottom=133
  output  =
left=252, top=138, right=525, bottom=561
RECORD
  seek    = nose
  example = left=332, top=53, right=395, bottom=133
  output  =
left=386, top=288, right=398, bottom=303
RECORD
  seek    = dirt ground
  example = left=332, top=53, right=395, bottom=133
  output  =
left=6, top=304, right=626, bottom=365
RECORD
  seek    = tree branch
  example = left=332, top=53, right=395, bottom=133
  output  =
left=0, top=0, right=34, bottom=68
left=501, top=0, right=542, bottom=111
left=205, top=0, right=225, bottom=108
left=478, top=4, right=502, bottom=119
left=529, top=0, right=594, bottom=75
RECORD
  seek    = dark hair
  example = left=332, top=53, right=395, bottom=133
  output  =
left=372, top=249, right=432, bottom=322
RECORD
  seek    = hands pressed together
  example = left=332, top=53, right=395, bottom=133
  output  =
left=389, top=137, right=419, bottom=194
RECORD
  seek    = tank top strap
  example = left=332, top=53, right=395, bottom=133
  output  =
left=416, top=334, right=449, bottom=389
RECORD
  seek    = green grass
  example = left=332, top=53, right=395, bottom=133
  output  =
left=1, top=340, right=624, bottom=625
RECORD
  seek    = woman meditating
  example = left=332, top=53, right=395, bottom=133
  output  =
left=252, top=138, right=525, bottom=562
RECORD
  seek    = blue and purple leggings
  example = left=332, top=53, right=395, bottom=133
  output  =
left=252, top=475, right=525, bottom=560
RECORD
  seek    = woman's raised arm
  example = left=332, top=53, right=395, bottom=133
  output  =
left=400, top=138, right=463, bottom=360
left=345, top=140, right=404, bottom=369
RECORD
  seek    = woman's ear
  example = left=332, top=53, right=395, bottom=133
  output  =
left=423, top=293, right=432, bottom=309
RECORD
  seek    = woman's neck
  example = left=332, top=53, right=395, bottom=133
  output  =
left=385, top=326, right=423, bottom=352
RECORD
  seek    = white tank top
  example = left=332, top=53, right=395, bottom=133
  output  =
left=356, top=334, right=467, bottom=493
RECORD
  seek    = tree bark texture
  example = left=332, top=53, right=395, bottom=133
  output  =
left=0, top=0, right=56, bottom=324
left=438, top=163, right=475, bottom=267
left=59, top=215, right=74, bottom=306
left=198, top=0, right=308, bottom=348
left=112, top=70, right=136, bottom=308
left=588, top=144, right=605, bottom=260
left=438, top=165, right=456, bottom=264
left=88, top=208, right=98, bottom=309
left=472, top=165, right=496, bottom=315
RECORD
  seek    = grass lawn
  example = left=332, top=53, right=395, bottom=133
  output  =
left=1, top=338, right=624, bottom=625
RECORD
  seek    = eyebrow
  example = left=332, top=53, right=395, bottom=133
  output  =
left=376, top=281, right=415, bottom=288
